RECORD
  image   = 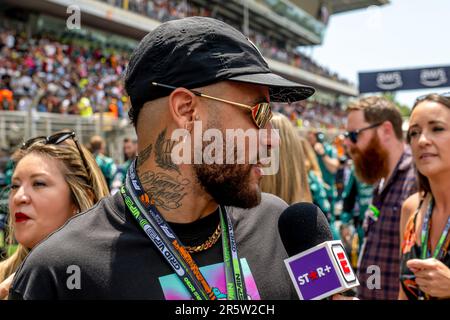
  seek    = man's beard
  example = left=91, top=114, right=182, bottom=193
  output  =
left=350, top=133, right=389, bottom=185
left=194, top=162, right=261, bottom=208
left=192, top=121, right=261, bottom=209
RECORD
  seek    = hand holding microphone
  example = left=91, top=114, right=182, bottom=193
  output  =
left=279, top=202, right=359, bottom=300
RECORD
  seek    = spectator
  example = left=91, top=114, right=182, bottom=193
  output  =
left=110, top=137, right=137, bottom=194
left=0, top=75, right=14, bottom=111
left=344, top=96, right=417, bottom=300
left=399, top=93, right=450, bottom=300
left=78, top=96, right=93, bottom=117
left=0, top=131, right=109, bottom=299
left=299, top=136, right=340, bottom=240
left=340, top=164, right=373, bottom=252
left=307, top=130, right=339, bottom=221
left=89, top=135, right=117, bottom=190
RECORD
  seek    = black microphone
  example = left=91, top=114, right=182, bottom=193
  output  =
left=278, top=202, right=332, bottom=256
left=278, top=202, right=359, bottom=300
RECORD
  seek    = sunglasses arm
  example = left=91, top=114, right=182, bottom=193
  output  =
left=152, top=81, right=254, bottom=111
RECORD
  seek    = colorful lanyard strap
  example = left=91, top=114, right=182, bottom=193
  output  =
left=121, top=160, right=247, bottom=300
left=421, top=197, right=450, bottom=260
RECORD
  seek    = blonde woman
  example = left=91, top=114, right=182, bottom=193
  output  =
left=299, top=136, right=331, bottom=216
left=0, top=131, right=109, bottom=298
left=261, top=113, right=312, bottom=204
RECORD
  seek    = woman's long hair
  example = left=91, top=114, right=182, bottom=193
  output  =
left=261, top=113, right=312, bottom=204
left=299, top=135, right=322, bottom=179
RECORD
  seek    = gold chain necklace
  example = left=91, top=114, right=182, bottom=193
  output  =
left=185, top=223, right=221, bottom=253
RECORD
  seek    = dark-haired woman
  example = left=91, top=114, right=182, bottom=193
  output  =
left=399, top=94, right=450, bottom=300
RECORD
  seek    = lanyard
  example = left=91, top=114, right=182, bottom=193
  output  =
left=420, top=198, right=450, bottom=260
left=121, top=160, right=247, bottom=300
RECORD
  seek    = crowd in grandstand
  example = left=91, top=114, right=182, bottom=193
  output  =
left=273, top=101, right=347, bottom=130
left=0, top=28, right=130, bottom=117
left=0, top=26, right=348, bottom=129
left=100, top=0, right=352, bottom=85
left=0, top=0, right=353, bottom=126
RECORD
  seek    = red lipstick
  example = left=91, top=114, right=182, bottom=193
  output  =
left=15, top=212, right=30, bottom=223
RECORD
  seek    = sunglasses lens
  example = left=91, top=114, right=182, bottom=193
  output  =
left=344, top=132, right=357, bottom=144
left=22, top=132, right=75, bottom=149
left=21, top=136, right=45, bottom=149
left=48, top=132, right=74, bottom=145
left=252, top=103, right=272, bottom=128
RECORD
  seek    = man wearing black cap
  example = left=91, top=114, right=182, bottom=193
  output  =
left=9, top=17, right=314, bottom=300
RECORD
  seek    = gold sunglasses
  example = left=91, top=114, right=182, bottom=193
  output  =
left=151, top=82, right=273, bottom=129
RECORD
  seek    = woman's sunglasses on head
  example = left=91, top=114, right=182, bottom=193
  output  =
left=22, top=131, right=89, bottom=170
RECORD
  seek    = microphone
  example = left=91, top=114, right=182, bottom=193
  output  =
left=279, top=202, right=359, bottom=300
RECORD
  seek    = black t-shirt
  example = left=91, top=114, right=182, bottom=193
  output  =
left=10, top=192, right=297, bottom=300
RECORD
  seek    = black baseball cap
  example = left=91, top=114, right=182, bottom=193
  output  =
left=125, top=16, right=315, bottom=123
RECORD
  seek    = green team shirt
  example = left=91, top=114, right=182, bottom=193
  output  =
left=307, top=170, right=331, bottom=216
left=308, top=170, right=340, bottom=240
left=341, top=167, right=373, bottom=246
left=317, top=143, right=337, bottom=200
left=95, top=154, right=117, bottom=189
left=342, top=167, right=373, bottom=222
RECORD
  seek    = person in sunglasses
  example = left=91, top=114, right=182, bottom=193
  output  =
left=343, top=96, right=417, bottom=300
left=9, top=17, right=315, bottom=300
left=399, top=93, right=450, bottom=300
left=0, top=131, right=109, bottom=299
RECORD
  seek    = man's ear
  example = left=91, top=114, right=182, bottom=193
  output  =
left=379, top=121, right=394, bottom=142
left=168, top=88, right=198, bottom=129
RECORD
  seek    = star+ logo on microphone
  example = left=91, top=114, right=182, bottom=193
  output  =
left=297, top=265, right=332, bottom=285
